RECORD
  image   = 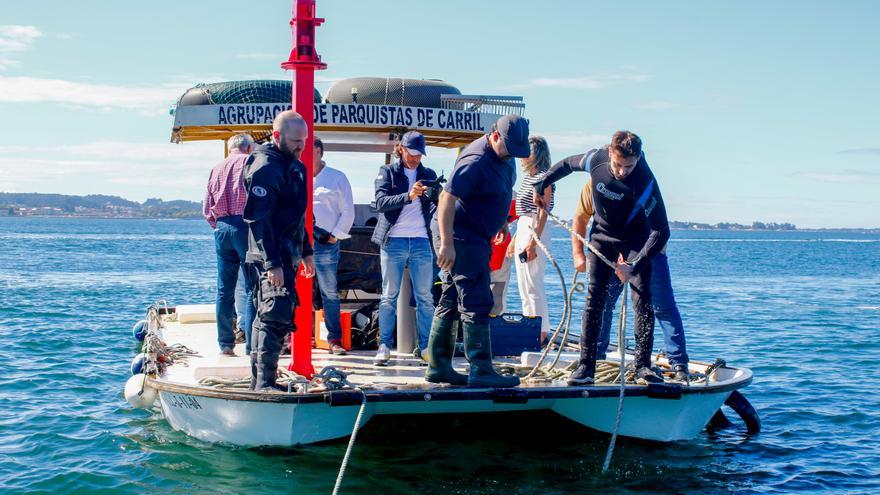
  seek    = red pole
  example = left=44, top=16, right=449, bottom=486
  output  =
left=282, top=0, right=327, bottom=379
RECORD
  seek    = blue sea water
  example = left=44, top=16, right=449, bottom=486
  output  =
left=1, top=217, right=879, bottom=494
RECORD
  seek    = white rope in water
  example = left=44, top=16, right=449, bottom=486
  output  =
left=538, top=208, right=629, bottom=471
left=333, top=389, right=368, bottom=495
left=603, top=281, right=629, bottom=473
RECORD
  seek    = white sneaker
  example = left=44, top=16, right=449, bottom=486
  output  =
left=420, top=348, right=430, bottom=365
left=374, top=343, right=391, bottom=366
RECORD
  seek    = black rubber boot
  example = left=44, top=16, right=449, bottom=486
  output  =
left=568, top=309, right=599, bottom=385
left=635, top=366, right=663, bottom=384
left=672, top=364, right=689, bottom=383
left=425, top=318, right=468, bottom=385
left=463, top=322, right=520, bottom=388
left=251, top=323, right=287, bottom=392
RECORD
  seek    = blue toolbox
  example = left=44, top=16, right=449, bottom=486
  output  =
left=489, top=313, right=543, bottom=357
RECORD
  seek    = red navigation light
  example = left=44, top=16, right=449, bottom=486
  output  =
left=281, top=0, right=328, bottom=71
left=282, top=0, right=327, bottom=379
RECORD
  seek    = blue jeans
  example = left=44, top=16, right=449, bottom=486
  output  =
left=378, top=237, right=434, bottom=350
left=314, top=241, right=342, bottom=341
left=214, top=216, right=255, bottom=353
left=235, top=266, right=247, bottom=326
left=597, top=253, right=689, bottom=367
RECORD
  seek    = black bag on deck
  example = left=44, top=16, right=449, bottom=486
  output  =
left=350, top=301, right=380, bottom=350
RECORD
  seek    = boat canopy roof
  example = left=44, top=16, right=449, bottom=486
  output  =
left=170, top=79, right=525, bottom=152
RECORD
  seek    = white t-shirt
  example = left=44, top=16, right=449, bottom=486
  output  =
left=313, top=165, right=355, bottom=240
left=387, top=167, right=428, bottom=238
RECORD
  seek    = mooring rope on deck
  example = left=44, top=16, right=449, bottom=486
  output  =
left=523, top=226, right=573, bottom=380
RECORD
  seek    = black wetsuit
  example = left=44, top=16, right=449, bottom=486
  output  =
left=243, top=142, right=313, bottom=391
left=536, top=147, right=669, bottom=374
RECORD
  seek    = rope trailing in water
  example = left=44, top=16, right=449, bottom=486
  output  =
left=332, top=388, right=368, bottom=495
left=603, top=281, right=629, bottom=473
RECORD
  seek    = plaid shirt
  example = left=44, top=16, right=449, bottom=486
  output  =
left=203, top=149, right=250, bottom=228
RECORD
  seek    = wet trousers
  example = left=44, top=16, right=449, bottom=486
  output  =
left=581, top=247, right=655, bottom=370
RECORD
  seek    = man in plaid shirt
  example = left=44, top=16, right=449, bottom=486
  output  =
left=204, top=133, right=256, bottom=356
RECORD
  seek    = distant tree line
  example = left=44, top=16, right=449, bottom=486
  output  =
left=669, top=220, right=797, bottom=231
left=0, top=193, right=202, bottom=219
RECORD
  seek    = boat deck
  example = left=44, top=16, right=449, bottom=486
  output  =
left=156, top=304, right=744, bottom=392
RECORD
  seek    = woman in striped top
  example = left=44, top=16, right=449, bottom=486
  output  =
left=509, top=136, right=555, bottom=342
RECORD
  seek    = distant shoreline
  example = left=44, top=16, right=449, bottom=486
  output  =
left=3, top=214, right=877, bottom=233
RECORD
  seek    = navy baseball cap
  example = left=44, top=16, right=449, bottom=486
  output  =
left=496, top=114, right=530, bottom=158
left=401, top=131, right=427, bottom=156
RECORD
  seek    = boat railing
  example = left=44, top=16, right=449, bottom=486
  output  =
left=440, top=94, right=525, bottom=116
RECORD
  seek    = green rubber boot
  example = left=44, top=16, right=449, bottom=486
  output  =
left=463, top=321, right=520, bottom=388
left=425, top=317, right=468, bottom=385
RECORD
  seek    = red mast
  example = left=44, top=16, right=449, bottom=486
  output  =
left=282, top=0, right=327, bottom=379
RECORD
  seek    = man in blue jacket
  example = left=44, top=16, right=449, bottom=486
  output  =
left=426, top=114, right=531, bottom=388
left=371, top=131, right=438, bottom=365
left=243, top=111, right=315, bottom=391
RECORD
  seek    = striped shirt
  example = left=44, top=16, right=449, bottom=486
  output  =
left=203, top=149, right=250, bottom=228
left=515, top=171, right=555, bottom=216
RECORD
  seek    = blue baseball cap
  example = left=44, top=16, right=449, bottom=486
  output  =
left=496, top=114, right=530, bottom=158
left=401, top=131, right=427, bottom=156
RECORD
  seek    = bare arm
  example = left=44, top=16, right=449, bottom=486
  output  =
left=532, top=186, right=552, bottom=238
left=436, top=190, right=457, bottom=271
left=571, top=211, right=589, bottom=272
left=524, top=186, right=552, bottom=262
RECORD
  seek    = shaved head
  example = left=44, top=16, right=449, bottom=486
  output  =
left=273, top=110, right=307, bottom=134
left=272, top=110, right=308, bottom=159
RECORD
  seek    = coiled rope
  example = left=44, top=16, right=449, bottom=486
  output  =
left=522, top=227, right=572, bottom=380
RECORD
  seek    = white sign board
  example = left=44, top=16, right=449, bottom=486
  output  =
left=174, top=103, right=498, bottom=133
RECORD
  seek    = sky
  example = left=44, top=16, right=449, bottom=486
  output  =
left=0, top=0, right=878, bottom=228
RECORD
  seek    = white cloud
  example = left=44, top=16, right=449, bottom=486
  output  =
left=0, top=141, right=221, bottom=200
left=633, top=100, right=679, bottom=110
left=536, top=131, right=610, bottom=153
left=837, top=148, right=880, bottom=155
left=0, top=25, right=43, bottom=70
left=795, top=170, right=880, bottom=184
left=0, top=76, right=188, bottom=116
left=0, top=72, right=348, bottom=116
left=510, top=71, right=650, bottom=91
left=235, top=52, right=279, bottom=60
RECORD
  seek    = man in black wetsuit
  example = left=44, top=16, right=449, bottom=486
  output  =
left=534, top=131, right=669, bottom=385
left=243, top=111, right=315, bottom=391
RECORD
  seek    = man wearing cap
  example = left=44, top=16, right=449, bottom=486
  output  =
left=425, top=114, right=531, bottom=388
left=371, top=131, right=438, bottom=366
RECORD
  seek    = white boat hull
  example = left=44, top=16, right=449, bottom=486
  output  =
left=155, top=382, right=738, bottom=446
left=141, top=304, right=754, bottom=447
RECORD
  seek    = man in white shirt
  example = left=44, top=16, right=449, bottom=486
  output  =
left=312, top=137, right=355, bottom=355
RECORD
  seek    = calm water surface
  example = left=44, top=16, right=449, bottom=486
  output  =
left=1, top=218, right=879, bottom=494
